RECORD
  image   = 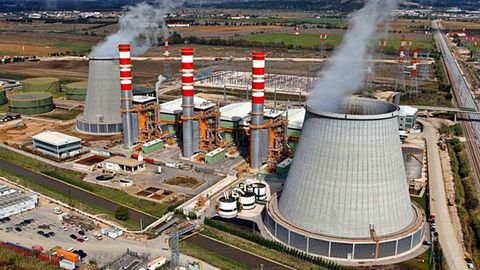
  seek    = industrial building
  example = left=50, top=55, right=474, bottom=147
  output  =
left=103, top=156, right=145, bottom=174
left=32, top=131, right=82, bottom=158
left=0, top=185, right=37, bottom=219
left=398, top=105, right=419, bottom=131
left=263, top=98, right=425, bottom=262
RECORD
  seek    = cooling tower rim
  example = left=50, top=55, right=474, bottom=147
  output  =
left=266, top=192, right=425, bottom=241
left=305, top=98, right=400, bottom=120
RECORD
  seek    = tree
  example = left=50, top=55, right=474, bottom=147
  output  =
left=115, top=206, right=129, bottom=221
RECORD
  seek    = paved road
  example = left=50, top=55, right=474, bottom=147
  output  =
left=420, top=119, right=467, bottom=270
left=185, top=234, right=292, bottom=270
left=0, top=159, right=157, bottom=226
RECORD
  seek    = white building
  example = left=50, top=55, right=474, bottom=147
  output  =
left=32, top=131, right=82, bottom=158
left=0, top=186, right=37, bottom=219
left=103, top=156, right=145, bottom=174
left=398, top=106, right=419, bottom=131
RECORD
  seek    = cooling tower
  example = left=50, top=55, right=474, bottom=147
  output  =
left=76, top=58, right=123, bottom=134
left=264, top=98, right=425, bottom=262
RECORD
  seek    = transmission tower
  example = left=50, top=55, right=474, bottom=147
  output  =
left=395, top=35, right=407, bottom=92
left=163, top=39, right=172, bottom=79
left=169, top=226, right=180, bottom=270
left=418, top=50, right=431, bottom=80
left=319, top=33, right=328, bottom=58
left=294, top=25, right=299, bottom=50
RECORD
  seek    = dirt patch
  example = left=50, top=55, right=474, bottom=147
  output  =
left=164, top=176, right=205, bottom=189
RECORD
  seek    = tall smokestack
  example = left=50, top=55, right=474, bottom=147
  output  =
left=181, top=47, right=195, bottom=158
left=250, top=52, right=266, bottom=170
left=119, top=44, right=135, bottom=148
left=399, top=35, right=406, bottom=63
left=164, top=39, right=170, bottom=57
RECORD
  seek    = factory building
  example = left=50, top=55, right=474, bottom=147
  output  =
left=264, top=98, right=425, bottom=262
left=0, top=185, right=37, bottom=219
left=398, top=105, right=419, bottom=131
left=283, top=108, right=305, bottom=151
left=159, top=96, right=208, bottom=137
left=32, top=131, right=82, bottom=158
left=103, top=156, right=145, bottom=174
left=219, top=102, right=251, bottom=146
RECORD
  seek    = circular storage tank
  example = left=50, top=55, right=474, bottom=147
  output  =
left=253, top=183, right=267, bottom=201
left=9, top=93, right=54, bottom=115
left=0, top=90, right=7, bottom=105
left=64, top=81, right=87, bottom=101
left=239, top=192, right=256, bottom=210
left=22, top=77, right=60, bottom=93
left=218, top=197, right=237, bottom=219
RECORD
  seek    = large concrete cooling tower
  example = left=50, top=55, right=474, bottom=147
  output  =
left=264, top=98, right=425, bottom=262
left=76, top=58, right=122, bottom=134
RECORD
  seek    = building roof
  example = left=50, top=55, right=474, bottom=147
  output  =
left=0, top=191, right=37, bottom=209
left=32, top=131, right=81, bottom=146
left=160, top=96, right=208, bottom=114
left=220, top=102, right=251, bottom=122
left=399, top=105, right=419, bottom=117
left=283, top=108, right=306, bottom=130
left=105, top=156, right=144, bottom=167
left=133, top=95, right=156, bottom=104
left=264, top=109, right=284, bottom=119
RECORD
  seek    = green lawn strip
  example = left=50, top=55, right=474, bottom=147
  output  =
left=235, top=33, right=344, bottom=48
left=179, top=240, right=251, bottom=270
left=200, top=225, right=321, bottom=270
left=396, top=248, right=430, bottom=270
left=0, top=103, right=8, bottom=112
left=0, top=147, right=171, bottom=218
left=411, top=194, right=427, bottom=212
left=0, top=167, right=141, bottom=230
left=0, top=246, right=62, bottom=270
left=53, top=42, right=92, bottom=53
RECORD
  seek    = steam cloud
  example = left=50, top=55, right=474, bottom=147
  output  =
left=90, top=0, right=180, bottom=57
left=307, top=0, right=398, bottom=112
left=155, top=75, right=167, bottom=92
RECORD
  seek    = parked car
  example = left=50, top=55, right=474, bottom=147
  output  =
left=4, top=217, right=10, bottom=222
left=37, top=231, right=44, bottom=235
left=76, top=238, right=84, bottom=243
left=67, top=247, right=75, bottom=252
left=60, top=226, right=68, bottom=231
left=53, top=207, right=63, bottom=215
left=14, top=227, right=22, bottom=232
left=94, top=233, right=103, bottom=240
left=48, top=232, right=55, bottom=237
left=70, top=234, right=77, bottom=240
left=5, top=227, right=13, bottom=232
left=465, top=258, right=475, bottom=269
left=82, top=235, right=89, bottom=241
left=78, top=230, right=85, bottom=236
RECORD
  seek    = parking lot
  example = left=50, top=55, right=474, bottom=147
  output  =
left=0, top=201, right=169, bottom=267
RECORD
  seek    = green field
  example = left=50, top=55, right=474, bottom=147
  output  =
left=235, top=33, right=435, bottom=52
left=235, top=33, right=344, bottom=48
left=53, top=42, right=92, bottom=53
left=226, top=17, right=347, bottom=27
left=0, top=246, right=62, bottom=270
left=180, top=240, right=250, bottom=270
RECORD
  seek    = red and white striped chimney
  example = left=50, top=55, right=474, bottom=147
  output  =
left=250, top=51, right=266, bottom=170
left=119, top=44, right=135, bottom=148
left=412, top=49, right=418, bottom=64
left=181, top=47, right=195, bottom=158
left=163, top=39, right=170, bottom=57
left=399, top=35, right=407, bottom=63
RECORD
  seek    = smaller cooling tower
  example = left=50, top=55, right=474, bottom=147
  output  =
left=76, top=58, right=122, bottom=135
left=264, top=98, right=425, bottom=263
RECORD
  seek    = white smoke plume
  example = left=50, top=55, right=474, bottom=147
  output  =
left=307, top=0, right=398, bottom=112
left=90, top=0, right=180, bottom=57
left=155, top=75, right=167, bottom=92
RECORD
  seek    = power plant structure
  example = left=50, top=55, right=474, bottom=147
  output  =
left=76, top=57, right=123, bottom=135
left=250, top=52, right=267, bottom=170
left=119, top=44, right=137, bottom=148
left=181, top=47, right=196, bottom=158
left=263, top=98, right=425, bottom=261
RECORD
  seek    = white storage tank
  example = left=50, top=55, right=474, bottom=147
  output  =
left=218, top=197, right=237, bottom=218
left=239, top=192, right=256, bottom=210
left=253, top=183, right=267, bottom=201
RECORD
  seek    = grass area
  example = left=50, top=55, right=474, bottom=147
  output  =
left=444, top=135, right=480, bottom=265
left=0, top=246, right=61, bottom=270
left=53, top=42, right=92, bottom=53
left=397, top=249, right=431, bottom=270
left=180, top=240, right=251, bottom=270
left=200, top=225, right=326, bottom=270
left=219, top=17, right=347, bottom=27
left=0, top=147, right=173, bottom=219
left=0, top=103, right=8, bottom=112
left=39, top=109, right=82, bottom=121
left=411, top=194, right=428, bottom=213
left=0, top=167, right=142, bottom=230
